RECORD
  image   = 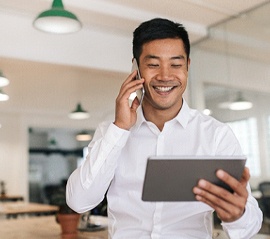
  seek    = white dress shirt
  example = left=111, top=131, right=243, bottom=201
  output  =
left=66, top=100, right=262, bottom=239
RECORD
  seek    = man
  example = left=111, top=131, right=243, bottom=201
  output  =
left=66, top=18, right=262, bottom=238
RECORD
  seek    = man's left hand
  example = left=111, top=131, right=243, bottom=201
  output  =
left=193, top=167, right=250, bottom=222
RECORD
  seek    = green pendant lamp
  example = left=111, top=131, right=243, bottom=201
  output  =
left=33, top=0, right=82, bottom=34
left=0, top=71, right=9, bottom=87
left=0, top=89, right=9, bottom=101
left=69, top=103, right=90, bottom=120
left=76, top=131, right=92, bottom=141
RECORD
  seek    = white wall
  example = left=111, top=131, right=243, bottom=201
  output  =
left=0, top=113, right=28, bottom=199
left=190, top=48, right=270, bottom=98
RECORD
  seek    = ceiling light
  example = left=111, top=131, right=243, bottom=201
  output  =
left=0, top=72, right=9, bottom=87
left=33, top=0, right=82, bottom=34
left=76, top=131, right=92, bottom=141
left=69, top=103, right=90, bottom=120
left=218, top=101, right=232, bottom=109
left=203, top=109, right=212, bottom=115
left=0, top=89, right=9, bottom=101
left=228, top=93, right=253, bottom=111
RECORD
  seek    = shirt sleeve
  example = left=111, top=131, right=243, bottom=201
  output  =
left=66, top=122, right=130, bottom=213
left=221, top=187, right=263, bottom=239
left=215, top=124, right=263, bottom=238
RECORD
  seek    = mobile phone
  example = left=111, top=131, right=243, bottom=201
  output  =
left=131, top=58, right=145, bottom=104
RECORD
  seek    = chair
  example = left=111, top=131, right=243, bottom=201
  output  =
left=259, top=182, right=270, bottom=197
left=43, top=184, right=61, bottom=204
left=258, top=181, right=270, bottom=232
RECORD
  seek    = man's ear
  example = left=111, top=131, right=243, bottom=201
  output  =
left=187, top=58, right=190, bottom=71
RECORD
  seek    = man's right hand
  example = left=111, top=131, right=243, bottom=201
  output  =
left=114, top=70, right=144, bottom=130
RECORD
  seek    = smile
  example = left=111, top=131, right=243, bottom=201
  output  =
left=153, top=86, right=174, bottom=92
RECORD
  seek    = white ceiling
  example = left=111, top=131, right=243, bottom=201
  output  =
left=195, top=1, right=270, bottom=64
left=0, top=0, right=269, bottom=66
left=0, top=0, right=269, bottom=128
left=3, top=1, right=269, bottom=34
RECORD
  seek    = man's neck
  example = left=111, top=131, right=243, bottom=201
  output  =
left=142, top=101, right=183, bottom=131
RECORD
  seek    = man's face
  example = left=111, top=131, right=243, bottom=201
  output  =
left=139, top=38, right=190, bottom=113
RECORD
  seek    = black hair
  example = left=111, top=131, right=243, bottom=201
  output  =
left=133, top=18, right=190, bottom=63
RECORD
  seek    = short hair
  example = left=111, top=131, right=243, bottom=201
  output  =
left=133, top=18, right=190, bottom=63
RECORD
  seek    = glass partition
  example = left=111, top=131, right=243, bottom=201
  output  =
left=190, top=1, right=270, bottom=187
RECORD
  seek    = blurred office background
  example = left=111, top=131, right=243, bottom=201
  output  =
left=0, top=0, right=270, bottom=230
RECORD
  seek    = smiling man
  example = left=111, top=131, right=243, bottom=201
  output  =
left=135, top=38, right=189, bottom=131
left=66, top=18, right=262, bottom=239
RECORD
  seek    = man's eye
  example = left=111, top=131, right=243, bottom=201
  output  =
left=171, top=64, right=181, bottom=68
left=148, top=64, right=159, bottom=68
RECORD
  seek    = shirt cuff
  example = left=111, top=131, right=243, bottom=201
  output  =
left=105, top=122, right=130, bottom=148
left=221, top=202, right=256, bottom=239
left=221, top=207, right=248, bottom=228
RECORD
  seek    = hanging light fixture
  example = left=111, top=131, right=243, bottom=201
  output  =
left=69, top=103, right=90, bottom=120
left=0, top=89, right=9, bottom=101
left=203, top=108, right=212, bottom=115
left=216, top=24, right=253, bottom=112
left=228, top=92, right=253, bottom=111
left=0, top=71, right=9, bottom=87
left=76, top=131, right=92, bottom=141
left=33, top=0, right=82, bottom=34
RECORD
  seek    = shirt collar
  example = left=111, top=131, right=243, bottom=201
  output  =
left=174, top=99, right=190, bottom=129
left=132, top=98, right=190, bottom=132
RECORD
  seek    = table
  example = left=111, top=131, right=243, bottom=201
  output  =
left=0, top=202, right=59, bottom=218
left=252, top=190, right=263, bottom=200
left=0, top=195, right=24, bottom=202
left=213, top=229, right=270, bottom=239
left=0, top=214, right=269, bottom=239
left=0, top=215, right=108, bottom=239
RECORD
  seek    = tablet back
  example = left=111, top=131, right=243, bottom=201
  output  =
left=141, top=156, right=246, bottom=201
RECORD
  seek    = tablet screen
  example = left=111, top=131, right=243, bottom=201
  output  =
left=141, top=156, right=246, bottom=201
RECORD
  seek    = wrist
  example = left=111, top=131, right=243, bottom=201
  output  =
left=113, top=121, right=130, bottom=131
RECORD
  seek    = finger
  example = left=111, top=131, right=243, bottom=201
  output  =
left=195, top=192, right=234, bottom=221
left=194, top=178, right=247, bottom=209
left=239, top=167, right=250, bottom=185
left=117, top=82, right=144, bottom=106
left=117, top=80, right=143, bottom=104
left=194, top=180, right=235, bottom=204
left=216, top=170, right=248, bottom=197
left=121, top=70, right=140, bottom=89
left=118, top=75, right=144, bottom=101
left=118, top=71, right=137, bottom=99
left=195, top=193, right=231, bottom=215
left=195, top=190, right=245, bottom=222
left=193, top=182, right=246, bottom=221
left=130, top=97, right=140, bottom=110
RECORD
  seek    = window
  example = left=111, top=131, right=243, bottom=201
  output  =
left=267, top=116, right=270, bottom=168
left=227, top=118, right=260, bottom=177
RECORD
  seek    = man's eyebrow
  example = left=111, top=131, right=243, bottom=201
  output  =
left=144, top=55, right=159, bottom=60
left=143, top=55, right=186, bottom=60
left=171, top=55, right=185, bottom=60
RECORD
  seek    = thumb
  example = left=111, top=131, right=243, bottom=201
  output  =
left=239, top=167, right=250, bottom=186
left=130, top=97, right=141, bottom=111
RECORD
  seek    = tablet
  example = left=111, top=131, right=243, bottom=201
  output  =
left=141, top=156, right=246, bottom=201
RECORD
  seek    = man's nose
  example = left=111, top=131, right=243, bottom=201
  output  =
left=156, top=65, right=172, bottom=81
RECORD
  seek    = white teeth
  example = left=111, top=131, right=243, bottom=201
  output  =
left=155, top=86, right=173, bottom=92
